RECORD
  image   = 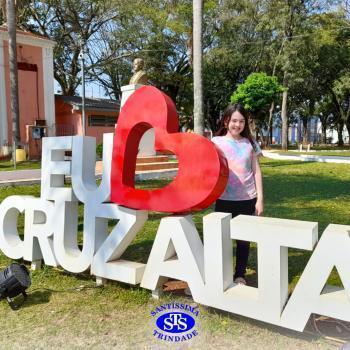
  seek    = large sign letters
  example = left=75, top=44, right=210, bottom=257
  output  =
left=0, top=86, right=349, bottom=333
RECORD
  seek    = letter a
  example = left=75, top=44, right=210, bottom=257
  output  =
left=281, top=224, right=350, bottom=331
left=141, top=215, right=205, bottom=300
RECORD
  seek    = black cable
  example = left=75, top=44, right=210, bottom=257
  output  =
left=28, top=284, right=104, bottom=294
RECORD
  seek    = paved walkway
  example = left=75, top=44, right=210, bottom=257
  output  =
left=0, top=161, right=178, bottom=187
left=263, top=151, right=350, bottom=164
left=0, top=169, right=42, bottom=186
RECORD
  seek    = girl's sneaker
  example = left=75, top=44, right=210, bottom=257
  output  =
left=234, top=277, right=247, bottom=285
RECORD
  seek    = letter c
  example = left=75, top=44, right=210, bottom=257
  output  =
left=0, top=195, right=27, bottom=259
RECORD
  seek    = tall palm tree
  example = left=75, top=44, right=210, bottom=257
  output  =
left=193, top=0, right=204, bottom=135
left=6, top=0, right=20, bottom=167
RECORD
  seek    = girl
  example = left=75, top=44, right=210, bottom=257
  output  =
left=211, top=104, right=263, bottom=285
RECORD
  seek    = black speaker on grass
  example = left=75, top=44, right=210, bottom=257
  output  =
left=0, top=263, right=31, bottom=309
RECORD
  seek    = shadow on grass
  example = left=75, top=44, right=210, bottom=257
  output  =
left=232, top=245, right=312, bottom=289
left=203, top=305, right=345, bottom=346
left=6, top=290, right=53, bottom=309
left=262, top=160, right=312, bottom=168
left=122, top=239, right=155, bottom=263
left=243, top=243, right=340, bottom=291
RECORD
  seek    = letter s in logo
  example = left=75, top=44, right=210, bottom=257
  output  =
left=156, top=312, right=195, bottom=334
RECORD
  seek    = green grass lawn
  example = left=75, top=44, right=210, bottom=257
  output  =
left=0, top=158, right=348, bottom=348
left=0, top=160, right=41, bottom=171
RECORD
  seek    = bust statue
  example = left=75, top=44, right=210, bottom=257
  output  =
left=0, top=0, right=6, bottom=22
left=129, top=58, right=148, bottom=85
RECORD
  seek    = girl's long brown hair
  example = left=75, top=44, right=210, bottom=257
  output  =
left=215, top=104, right=257, bottom=151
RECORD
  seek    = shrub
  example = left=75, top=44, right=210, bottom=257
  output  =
left=96, top=143, right=103, bottom=159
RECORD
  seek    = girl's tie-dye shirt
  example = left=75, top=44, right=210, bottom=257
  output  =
left=211, top=136, right=262, bottom=201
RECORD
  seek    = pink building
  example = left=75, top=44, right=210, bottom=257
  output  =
left=55, top=95, right=119, bottom=144
left=0, top=25, right=55, bottom=158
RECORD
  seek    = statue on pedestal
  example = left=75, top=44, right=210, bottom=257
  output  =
left=0, top=0, right=6, bottom=22
left=129, top=58, right=148, bottom=85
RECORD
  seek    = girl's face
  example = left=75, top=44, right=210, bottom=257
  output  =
left=225, top=111, right=245, bottom=138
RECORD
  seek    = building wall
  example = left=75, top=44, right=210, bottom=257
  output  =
left=3, top=42, right=45, bottom=145
left=55, top=100, right=117, bottom=144
left=55, top=99, right=80, bottom=136
left=85, top=111, right=117, bottom=144
left=0, top=28, right=55, bottom=157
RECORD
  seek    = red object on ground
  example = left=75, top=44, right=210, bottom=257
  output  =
left=110, top=86, right=228, bottom=213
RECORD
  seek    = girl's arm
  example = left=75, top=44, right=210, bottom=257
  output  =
left=252, top=154, right=264, bottom=216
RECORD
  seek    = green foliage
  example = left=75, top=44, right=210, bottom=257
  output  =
left=14, top=0, right=350, bottom=143
left=231, top=72, right=283, bottom=114
left=332, top=73, right=350, bottom=121
left=22, top=0, right=117, bottom=96
left=96, top=143, right=103, bottom=160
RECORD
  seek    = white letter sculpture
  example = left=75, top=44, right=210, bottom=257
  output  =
left=1, top=133, right=350, bottom=333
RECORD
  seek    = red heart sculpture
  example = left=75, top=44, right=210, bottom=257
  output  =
left=110, top=86, right=228, bottom=213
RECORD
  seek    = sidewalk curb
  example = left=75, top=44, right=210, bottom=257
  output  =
left=263, top=151, right=350, bottom=164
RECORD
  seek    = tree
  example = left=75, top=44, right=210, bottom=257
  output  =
left=263, top=0, right=334, bottom=150
left=22, top=0, right=117, bottom=95
left=287, top=28, right=322, bottom=144
left=204, top=0, right=276, bottom=132
left=276, top=1, right=307, bottom=150
left=193, top=0, right=203, bottom=135
left=89, top=0, right=194, bottom=106
left=6, top=0, right=20, bottom=168
left=231, top=72, right=283, bottom=112
left=312, top=10, right=350, bottom=145
left=315, top=95, right=337, bottom=144
left=332, top=74, right=350, bottom=145
left=231, top=72, right=283, bottom=140
left=14, top=0, right=349, bottom=147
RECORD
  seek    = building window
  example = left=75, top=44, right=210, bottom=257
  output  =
left=88, top=115, right=116, bottom=127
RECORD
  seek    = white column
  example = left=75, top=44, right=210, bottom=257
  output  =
left=42, top=46, right=55, bottom=136
left=0, top=39, right=8, bottom=151
left=120, top=84, right=143, bottom=108
left=120, top=84, right=155, bottom=156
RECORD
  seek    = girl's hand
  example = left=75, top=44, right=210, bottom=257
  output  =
left=255, top=199, right=264, bottom=216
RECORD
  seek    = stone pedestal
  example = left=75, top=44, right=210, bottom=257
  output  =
left=120, top=84, right=142, bottom=107
left=120, top=84, right=155, bottom=156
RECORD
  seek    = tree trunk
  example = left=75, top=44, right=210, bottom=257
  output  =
left=302, top=117, right=308, bottom=144
left=346, top=122, right=350, bottom=146
left=337, top=120, right=344, bottom=146
left=193, top=0, right=204, bottom=135
left=321, top=123, right=327, bottom=144
left=281, top=80, right=288, bottom=151
left=6, top=0, right=20, bottom=166
left=267, top=101, right=274, bottom=147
